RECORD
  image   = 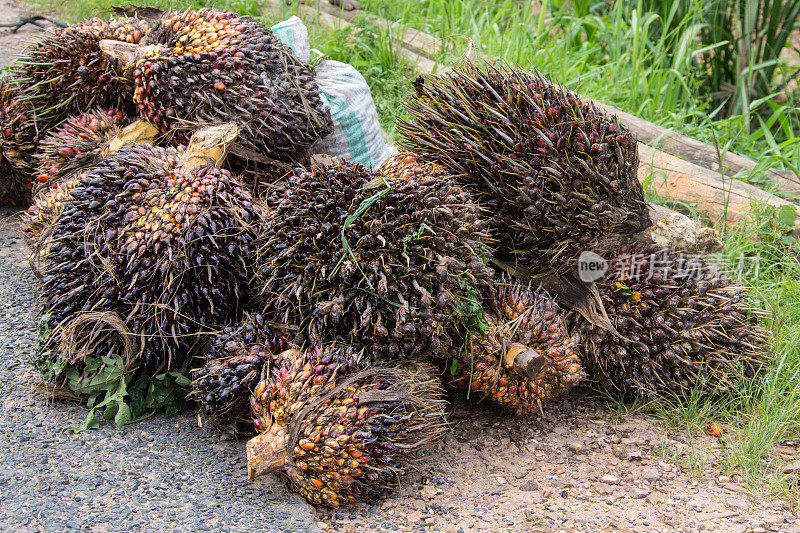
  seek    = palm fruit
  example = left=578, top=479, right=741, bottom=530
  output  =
left=247, top=346, right=448, bottom=507
left=397, top=62, right=651, bottom=277
left=192, top=314, right=292, bottom=420
left=117, top=8, right=332, bottom=164
left=254, top=157, right=493, bottom=361
left=23, top=108, right=129, bottom=245
left=448, top=277, right=585, bottom=416
left=569, top=242, right=769, bottom=395
left=40, top=125, right=261, bottom=373
left=0, top=77, right=37, bottom=206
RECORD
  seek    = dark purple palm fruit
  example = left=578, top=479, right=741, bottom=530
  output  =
left=254, top=157, right=493, bottom=363
left=191, top=313, right=292, bottom=421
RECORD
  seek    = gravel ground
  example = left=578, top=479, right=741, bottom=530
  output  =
left=0, top=208, right=322, bottom=533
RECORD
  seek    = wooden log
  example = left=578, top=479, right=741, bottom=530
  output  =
left=590, top=101, right=800, bottom=196
left=638, top=144, right=800, bottom=227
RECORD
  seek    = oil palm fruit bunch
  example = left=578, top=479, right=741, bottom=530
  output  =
left=0, top=77, right=37, bottom=206
left=569, top=242, right=769, bottom=395
left=255, top=157, right=493, bottom=362
left=448, top=277, right=585, bottom=416
left=11, top=16, right=151, bottom=125
left=104, top=8, right=332, bottom=165
left=247, top=346, right=448, bottom=507
left=192, top=313, right=292, bottom=421
left=397, top=61, right=650, bottom=277
left=40, top=124, right=261, bottom=373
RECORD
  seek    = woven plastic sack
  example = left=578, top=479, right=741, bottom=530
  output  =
left=271, top=17, right=396, bottom=168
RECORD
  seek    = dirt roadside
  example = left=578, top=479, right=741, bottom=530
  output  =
left=317, top=392, right=799, bottom=533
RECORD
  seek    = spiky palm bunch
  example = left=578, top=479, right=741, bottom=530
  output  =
left=398, top=62, right=650, bottom=277
left=132, top=8, right=332, bottom=163
left=254, top=157, right=492, bottom=362
left=0, top=78, right=37, bottom=206
left=449, top=277, right=585, bottom=416
left=192, top=313, right=292, bottom=420
left=247, top=346, right=447, bottom=507
left=40, top=141, right=262, bottom=374
left=33, top=108, right=129, bottom=188
left=570, top=242, right=769, bottom=395
left=12, top=16, right=150, bottom=124
left=22, top=110, right=157, bottom=267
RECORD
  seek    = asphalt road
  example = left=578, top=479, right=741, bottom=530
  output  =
left=0, top=207, right=321, bottom=532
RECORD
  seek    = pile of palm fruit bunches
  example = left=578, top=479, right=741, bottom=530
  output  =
left=0, top=8, right=771, bottom=507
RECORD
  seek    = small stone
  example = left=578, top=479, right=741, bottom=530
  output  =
left=752, top=528, right=766, bottom=533
left=642, top=468, right=660, bottom=482
left=554, top=467, right=566, bottom=475
left=317, top=522, right=329, bottom=531
left=408, top=511, right=422, bottom=523
left=626, top=448, right=644, bottom=460
left=631, top=488, right=650, bottom=499
left=420, top=485, right=440, bottom=498
left=725, top=497, right=749, bottom=510
left=718, top=475, right=732, bottom=484
left=601, top=474, right=621, bottom=485
left=520, top=480, right=539, bottom=492
left=568, top=442, right=584, bottom=455
left=495, top=476, right=507, bottom=484
left=424, top=517, right=435, bottom=526
left=783, top=461, right=800, bottom=474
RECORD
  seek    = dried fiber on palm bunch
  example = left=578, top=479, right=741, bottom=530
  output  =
left=397, top=61, right=650, bottom=278
left=100, top=8, right=332, bottom=174
left=447, top=276, right=586, bottom=416
left=21, top=110, right=158, bottom=254
left=38, top=124, right=261, bottom=383
left=569, top=242, right=770, bottom=396
left=247, top=345, right=448, bottom=507
left=191, top=313, right=293, bottom=422
left=254, top=154, right=493, bottom=363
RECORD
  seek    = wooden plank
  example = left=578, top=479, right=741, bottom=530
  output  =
left=638, top=144, right=800, bottom=226
left=264, top=0, right=447, bottom=73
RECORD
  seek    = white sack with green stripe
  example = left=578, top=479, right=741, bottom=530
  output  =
left=271, top=17, right=397, bottom=168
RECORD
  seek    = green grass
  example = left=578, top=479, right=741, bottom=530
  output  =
left=18, top=0, right=800, bottom=501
